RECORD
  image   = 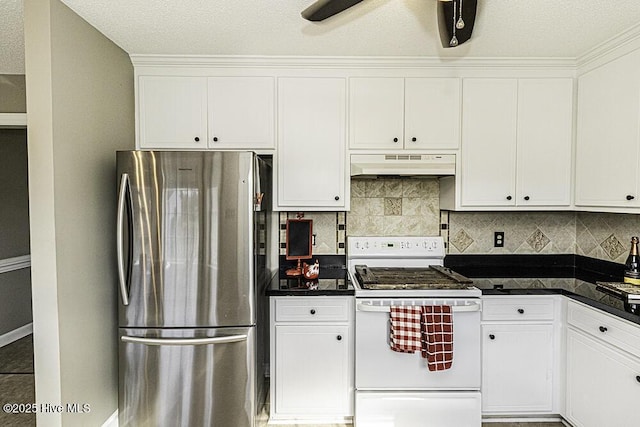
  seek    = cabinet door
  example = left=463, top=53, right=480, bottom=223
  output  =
left=575, top=49, right=640, bottom=207
left=566, top=328, right=640, bottom=427
left=207, top=76, right=275, bottom=149
left=138, top=76, right=207, bottom=149
left=461, top=79, right=518, bottom=206
left=516, top=79, right=573, bottom=206
left=405, top=78, right=461, bottom=149
left=349, top=77, right=404, bottom=149
left=482, top=324, right=554, bottom=413
left=277, top=77, right=347, bottom=209
left=274, top=324, right=352, bottom=416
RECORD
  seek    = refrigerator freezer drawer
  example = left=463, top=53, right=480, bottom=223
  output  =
left=119, top=327, right=255, bottom=427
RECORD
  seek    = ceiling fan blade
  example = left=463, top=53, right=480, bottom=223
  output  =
left=302, top=0, right=367, bottom=22
left=437, top=0, right=478, bottom=48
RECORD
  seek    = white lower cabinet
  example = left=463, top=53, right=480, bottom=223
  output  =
left=565, top=300, right=640, bottom=427
left=482, top=324, right=554, bottom=413
left=481, top=296, right=560, bottom=415
left=269, top=296, right=354, bottom=423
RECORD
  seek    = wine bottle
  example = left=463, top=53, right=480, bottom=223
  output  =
left=624, top=236, right=640, bottom=285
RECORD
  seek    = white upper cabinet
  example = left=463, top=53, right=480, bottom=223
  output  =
left=458, top=78, right=573, bottom=208
left=207, top=76, right=275, bottom=149
left=138, top=76, right=208, bottom=149
left=461, top=79, right=518, bottom=207
left=349, top=77, right=461, bottom=150
left=276, top=77, right=348, bottom=211
left=349, top=77, right=404, bottom=149
left=516, top=79, right=573, bottom=206
left=575, top=49, right=640, bottom=208
left=405, top=78, right=461, bottom=150
left=137, top=75, right=275, bottom=150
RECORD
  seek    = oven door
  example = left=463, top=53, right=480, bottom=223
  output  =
left=355, top=298, right=481, bottom=390
left=355, top=298, right=482, bottom=426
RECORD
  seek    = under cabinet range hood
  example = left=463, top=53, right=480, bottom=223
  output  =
left=350, top=154, right=456, bottom=176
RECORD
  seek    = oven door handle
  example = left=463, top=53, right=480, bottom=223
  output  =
left=356, top=302, right=481, bottom=313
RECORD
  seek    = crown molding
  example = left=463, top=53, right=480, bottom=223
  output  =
left=130, top=54, right=576, bottom=71
left=576, top=22, right=640, bottom=74
left=0, top=113, right=27, bottom=127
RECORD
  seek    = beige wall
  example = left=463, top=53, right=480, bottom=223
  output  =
left=24, top=0, right=134, bottom=425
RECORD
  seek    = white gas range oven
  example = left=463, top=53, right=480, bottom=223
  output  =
left=348, top=236, right=482, bottom=427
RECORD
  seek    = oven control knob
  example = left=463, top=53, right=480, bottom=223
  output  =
left=489, top=334, right=496, bottom=340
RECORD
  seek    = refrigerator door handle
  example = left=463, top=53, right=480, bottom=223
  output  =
left=117, top=173, right=130, bottom=306
left=121, top=334, right=248, bottom=346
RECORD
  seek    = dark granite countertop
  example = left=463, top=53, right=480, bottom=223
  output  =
left=266, top=266, right=354, bottom=296
left=444, top=254, right=640, bottom=326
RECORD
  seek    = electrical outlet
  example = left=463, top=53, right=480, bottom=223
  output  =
left=494, top=232, right=504, bottom=247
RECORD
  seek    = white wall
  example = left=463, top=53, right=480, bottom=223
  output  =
left=24, top=0, right=134, bottom=425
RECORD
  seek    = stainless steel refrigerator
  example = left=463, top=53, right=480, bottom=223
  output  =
left=116, top=151, right=271, bottom=427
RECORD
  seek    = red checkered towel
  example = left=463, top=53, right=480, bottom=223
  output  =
left=389, top=306, right=422, bottom=353
left=421, top=305, right=454, bottom=371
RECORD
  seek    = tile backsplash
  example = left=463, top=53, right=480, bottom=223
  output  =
left=575, top=212, right=640, bottom=264
left=278, top=178, right=640, bottom=264
left=447, top=211, right=576, bottom=255
left=447, top=210, right=640, bottom=263
left=347, top=177, right=440, bottom=236
left=279, top=212, right=346, bottom=256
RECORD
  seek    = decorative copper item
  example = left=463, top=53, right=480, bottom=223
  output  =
left=303, top=259, right=320, bottom=280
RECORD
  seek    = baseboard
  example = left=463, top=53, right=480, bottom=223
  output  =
left=101, top=409, right=118, bottom=427
left=0, top=323, right=33, bottom=348
left=482, top=415, right=567, bottom=424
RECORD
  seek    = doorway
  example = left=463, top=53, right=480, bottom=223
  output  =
left=0, top=127, right=35, bottom=426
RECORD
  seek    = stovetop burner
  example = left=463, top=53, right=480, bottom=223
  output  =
left=354, top=265, right=474, bottom=290
left=347, top=236, right=481, bottom=297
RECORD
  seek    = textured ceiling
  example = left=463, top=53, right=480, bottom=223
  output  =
left=3, top=0, right=640, bottom=74
left=0, top=0, right=24, bottom=74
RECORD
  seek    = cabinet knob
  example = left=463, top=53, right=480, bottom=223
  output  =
left=599, top=326, right=608, bottom=333
left=524, top=196, right=530, bottom=201
left=627, top=195, right=635, bottom=201
left=194, top=137, right=200, bottom=142
left=310, top=309, right=316, bottom=315
left=517, top=308, right=525, bottom=314
left=506, top=196, right=512, bottom=201
left=636, top=375, right=640, bottom=383
left=489, top=334, right=495, bottom=340
left=213, top=137, right=218, bottom=142
left=336, top=335, right=342, bottom=341
left=411, top=137, right=417, bottom=142
left=393, top=137, right=399, bottom=143
left=334, top=196, right=340, bottom=201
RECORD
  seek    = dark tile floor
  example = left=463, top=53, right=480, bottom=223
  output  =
left=0, top=337, right=567, bottom=427
left=0, top=335, right=35, bottom=427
